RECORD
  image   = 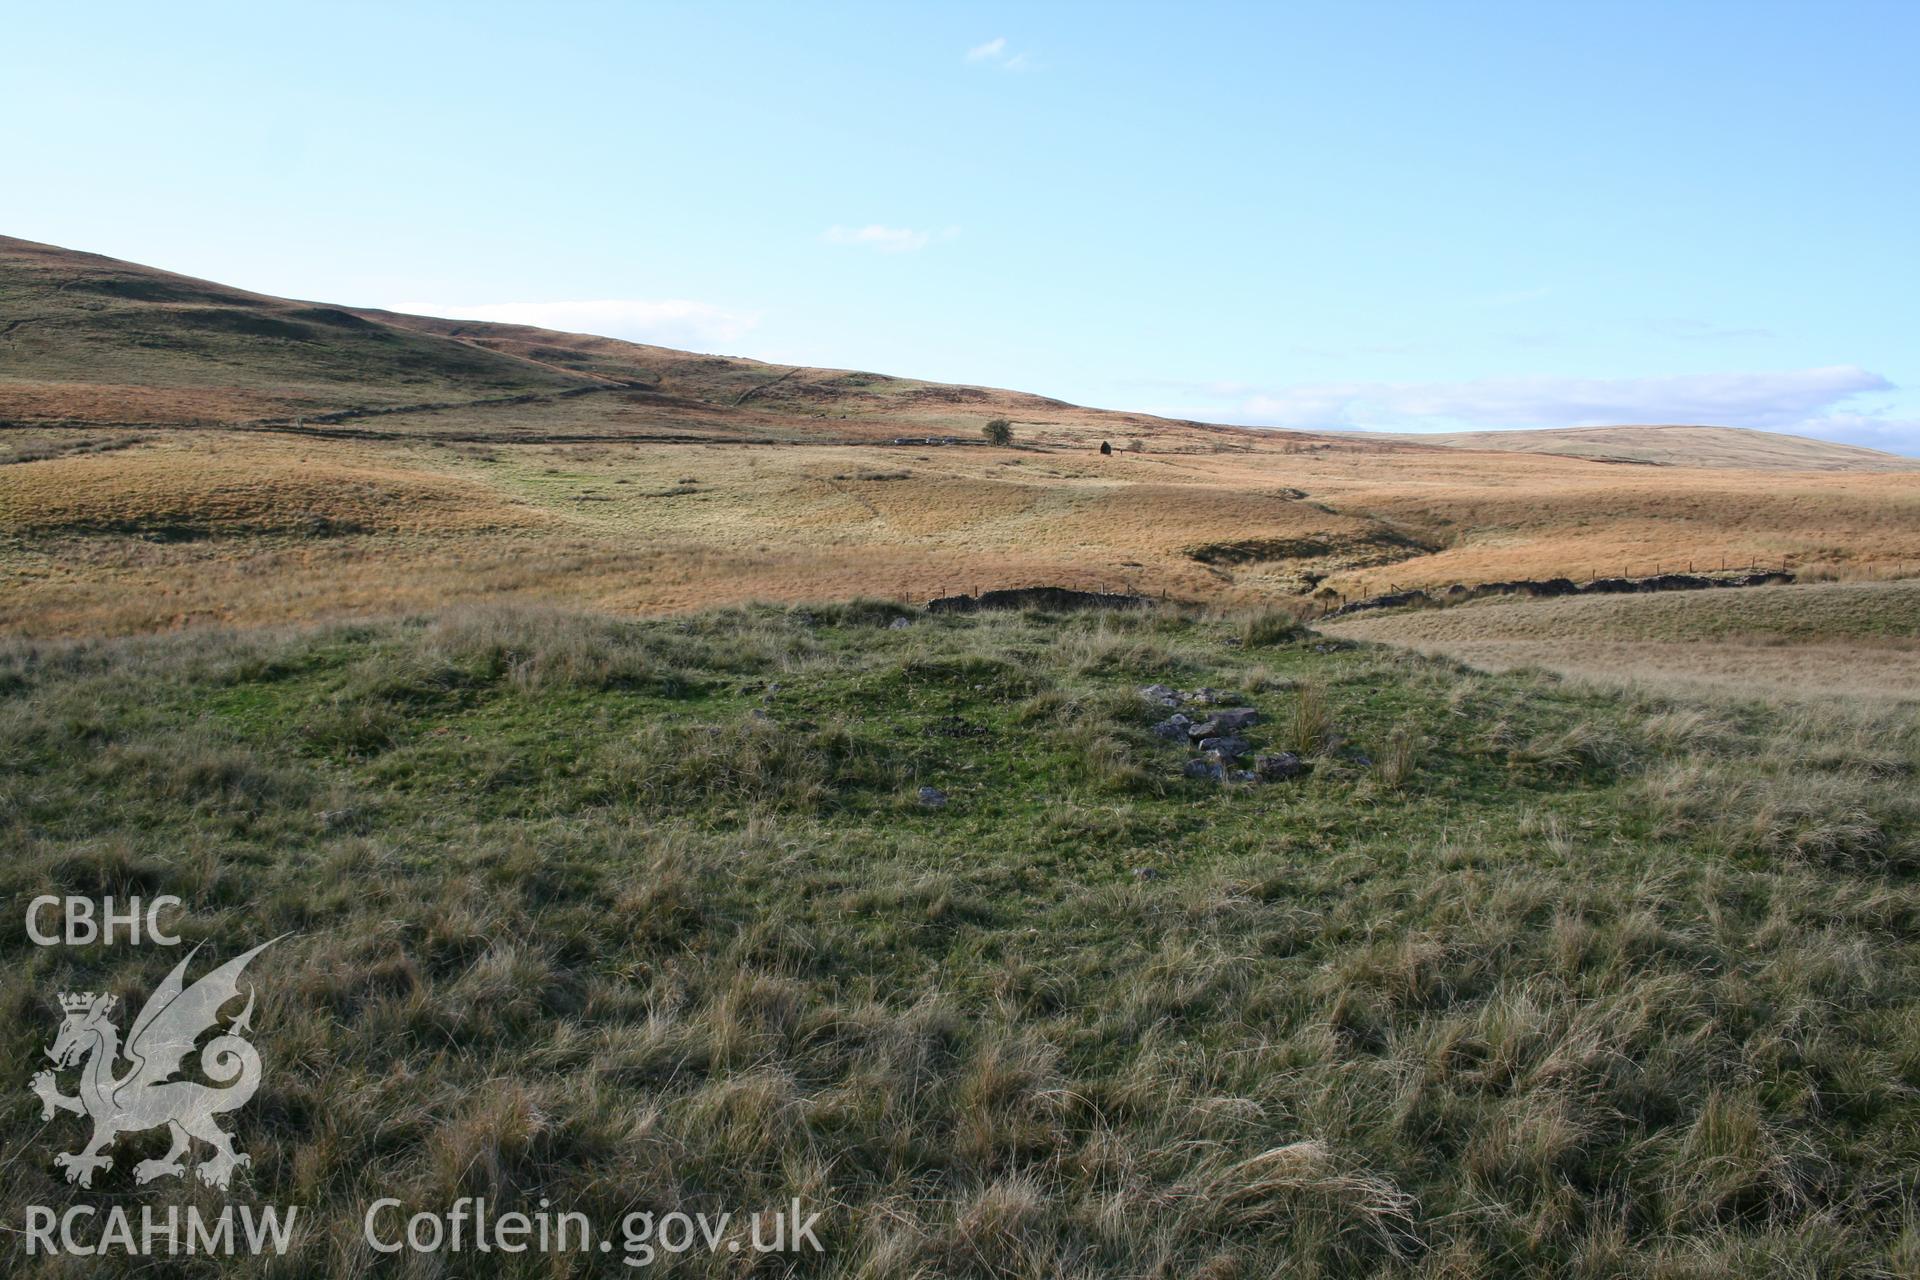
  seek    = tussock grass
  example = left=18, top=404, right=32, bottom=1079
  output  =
left=1238, top=607, right=1308, bottom=648
left=2, top=605, right=1918, bottom=1276
left=1286, top=680, right=1335, bottom=756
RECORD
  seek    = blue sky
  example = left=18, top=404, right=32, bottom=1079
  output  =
left=6, top=2, right=1917, bottom=452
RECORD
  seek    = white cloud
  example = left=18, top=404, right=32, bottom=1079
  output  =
left=822, top=224, right=956, bottom=254
left=1788, top=413, right=1920, bottom=455
left=965, top=35, right=1032, bottom=70
left=391, top=298, right=763, bottom=350
left=1142, top=365, right=1918, bottom=455
left=1194, top=366, right=1890, bottom=431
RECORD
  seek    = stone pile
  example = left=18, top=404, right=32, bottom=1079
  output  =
left=1139, top=685, right=1308, bottom=785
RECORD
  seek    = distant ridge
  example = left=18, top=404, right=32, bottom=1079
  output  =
left=1373, top=424, right=1915, bottom=472
left=0, top=234, right=1319, bottom=450
left=3, top=235, right=1907, bottom=471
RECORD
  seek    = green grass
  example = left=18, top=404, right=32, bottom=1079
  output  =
left=2, top=603, right=1918, bottom=1277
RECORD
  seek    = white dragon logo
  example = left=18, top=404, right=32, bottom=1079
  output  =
left=30, top=939, right=279, bottom=1191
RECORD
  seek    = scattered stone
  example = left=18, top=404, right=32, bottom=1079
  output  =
left=1253, top=752, right=1308, bottom=781
left=916, top=786, right=948, bottom=808
left=1228, top=769, right=1258, bottom=783
left=1139, top=683, right=1181, bottom=708
left=1149, top=714, right=1193, bottom=741
left=1198, top=735, right=1251, bottom=759
left=1183, top=759, right=1226, bottom=781
left=1186, top=711, right=1257, bottom=740
left=889, top=616, right=912, bottom=630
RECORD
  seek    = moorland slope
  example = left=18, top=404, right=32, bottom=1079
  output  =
left=5, top=603, right=1919, bottom=1276
left=1385, top=424, right=1913, bottom=471
left=3, top=236, right=1918, bottom=635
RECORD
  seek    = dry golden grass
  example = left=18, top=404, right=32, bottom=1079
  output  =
left=0, top=435, right=554, bottom=538
left=5, top=235, right=1919, bottom=640
left=1322, top=582, right=1920, bottom=702
left=1385, top=424, right=1917, bottom=471
left=4, top=429, right=1920, bottom=639
left=0, top=379, right=299, bottom=425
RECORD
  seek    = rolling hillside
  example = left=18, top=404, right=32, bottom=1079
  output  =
left=7, top=235, right=1911, bottom=471
left=0, top=234, right=1298, bottom=450
left=1383, top=424, right=1916, bottom=471
left=3, top=236, right=1919, bottom=636
left=1323, top=581, right=1920, bottom=702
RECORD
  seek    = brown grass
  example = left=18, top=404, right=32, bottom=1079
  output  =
left=1323, top=582, right=1920, bottom=703
left=1385, top=424, right=1916, bottom=471
left=3, top=235, right=1919, bottom=637
left=2, top=429, right=1918, bottom=639
left=0, top=436, right=554, bottom=538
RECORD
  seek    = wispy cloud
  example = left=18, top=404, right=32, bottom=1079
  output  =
left=965, top=35, right=1032, bottom=70
left=1466, top=286, right=1551, bottom=309
left=391, top=298, right=763, bottom=349
left=1142, top=365, right=1915, bottom=452
left=1644, top=318, right=1778, bottom=342
left=822, top=224, right=957, bottom=254
left=1789, top=412, right=1920, bottom=454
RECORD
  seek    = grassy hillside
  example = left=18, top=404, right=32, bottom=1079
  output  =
left=7, top=428, right=1919, bottom=637
left=1383, top=425, right=1917, bottom=472
left=4, top=236, right=1920, bottom=632
left=0, top=236, right=600, bottom=424
left=3, top=602, right=1919, bottom=1276
left=0, top=235, right=1264, bottom=448
left=1324, top=581, right=1920, bottom=702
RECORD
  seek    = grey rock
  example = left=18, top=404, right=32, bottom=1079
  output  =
left=916, top=785, right=949, bottom=808
left=1253, top=752, right=1308, bottom=782
left=1209, top=708, right=1262, bottom=733
left=1198, top=735, right=1251, bottom=760
left=889, top=616, right=912, bottom=630
left=1228, top=769, right=1258, bottom=783
left=1149, top=714, right=1193, bottom=741
left=1139, top=683, right=1182, bottom=708
left=1183, top=758, right=1227, bottom=781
